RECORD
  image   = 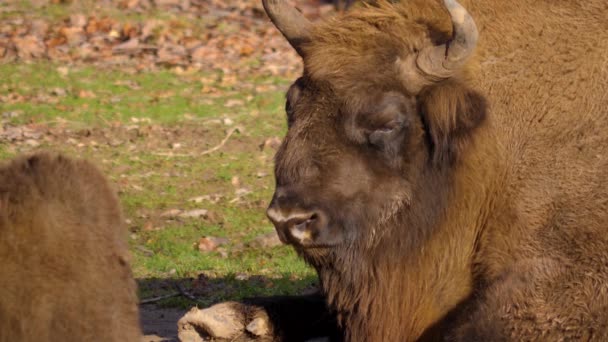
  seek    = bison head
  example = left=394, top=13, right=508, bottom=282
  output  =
left=264, top=0, right=486, bottom=262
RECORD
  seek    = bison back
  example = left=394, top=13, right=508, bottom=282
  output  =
left=0, top=152, right=141, bottom=342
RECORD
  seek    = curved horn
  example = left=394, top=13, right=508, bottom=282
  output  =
left=262, top=0, right=313, bottom=55
left=417, top=0, right=479, bottom=79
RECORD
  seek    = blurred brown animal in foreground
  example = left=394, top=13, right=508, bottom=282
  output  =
left=0, top=152, right=141, bottom=342
left=331, top=0, right=356, bottom=11
left=326, top=0, right=399, bottom=11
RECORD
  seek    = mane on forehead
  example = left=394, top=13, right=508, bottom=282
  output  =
left=301, top=0, right=453, bottom=100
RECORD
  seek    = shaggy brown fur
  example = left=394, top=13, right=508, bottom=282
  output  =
left=196, top=0, right=608, bottom=341
left=0, top=152, right=142, bottom=342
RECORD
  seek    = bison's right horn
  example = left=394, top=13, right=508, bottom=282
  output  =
left=400, top=0, right=478, bottom=92
left=262, top=0, right=313, bottom=56
left=418, top=0, right=478, bottom=79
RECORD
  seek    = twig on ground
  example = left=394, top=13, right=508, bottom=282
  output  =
left=139, top=283, right=198, bottom=305
left=199, top=126, right=239, bottom=156
left=151, top=152, right=192, bottom=157
left=175, top=283, right=197, bottom=301
left=139, top=292, right=180, bottom=304
left=36, top=118, right=87, bottom=126
left=152, top=126, right=240, bottom=158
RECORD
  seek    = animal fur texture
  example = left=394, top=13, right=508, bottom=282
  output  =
left=0, top=152, right=142, bottom=342
left=195, top=0, right=608, bottom=341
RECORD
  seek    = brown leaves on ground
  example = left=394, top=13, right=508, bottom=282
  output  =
left=0, top=118, right=246, bottom=156
left=0, top=0, right=339, bottom=78
left=197, top=236, right=229, bottom=252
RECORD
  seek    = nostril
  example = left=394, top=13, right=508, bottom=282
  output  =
left=294, top=220, right=307, bottom=231
left=289, top=212, right=316, bottom=227
left=293, top=217, right=313, bottom=232
left=266, top=204, right=325, bottom=245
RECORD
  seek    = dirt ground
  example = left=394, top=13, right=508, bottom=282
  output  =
left=140, top=304, right=185, bottom=342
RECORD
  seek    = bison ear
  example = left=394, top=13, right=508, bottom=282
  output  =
left=418, top=79, right=487, bottom=165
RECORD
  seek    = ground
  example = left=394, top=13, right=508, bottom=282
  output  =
left=141, top=305, right=184, bottom=341
left=0, top=0, right=337, bottom=338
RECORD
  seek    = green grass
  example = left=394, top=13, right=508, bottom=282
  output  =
left=0, top=63, right=288, bottom=125
left=0, top=62, right=315, bottom=306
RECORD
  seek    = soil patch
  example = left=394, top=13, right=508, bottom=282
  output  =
left=140, top=304, right=185, bottom=342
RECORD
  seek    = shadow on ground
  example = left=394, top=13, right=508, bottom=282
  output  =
left=138, top=275, right=319, bottom=342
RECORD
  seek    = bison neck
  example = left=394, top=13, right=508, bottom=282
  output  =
left=317, top=138, right=500, bottom=341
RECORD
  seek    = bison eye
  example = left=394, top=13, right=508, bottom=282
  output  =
left=368, top=121, right=405, bottom=150
left=285, top=78, right=304, bottom=128
left=359, top=92, right=415, bottom=157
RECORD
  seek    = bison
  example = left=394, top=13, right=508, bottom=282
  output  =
left=189, top=0, right=608, bottom=341
left=328, top=0, right=356, bottom=12
left=329, top=0, right=399, bottom=12
left=0, top=152, right=141, bottom=341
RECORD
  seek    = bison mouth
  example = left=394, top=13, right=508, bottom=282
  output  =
left=281, top=222, right=344, bottom=249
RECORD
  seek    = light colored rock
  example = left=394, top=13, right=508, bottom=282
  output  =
left=160, top=209, right=182, bottom=218
left=24, top=139, right=40, bottom=147
left=246, top=316, right=271, bottom=336
left=176, top=328, right=203, bottom=342
left=177, top=303, right=244, bottom=340
left=179, top=209, right=208, bottom=218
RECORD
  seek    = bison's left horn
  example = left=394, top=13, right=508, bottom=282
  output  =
left=400, top=0, right=478, bottom=92
left=262, top=0, right=313, bottom=56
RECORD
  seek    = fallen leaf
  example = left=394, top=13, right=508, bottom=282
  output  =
left=157, top=43, right=187, bottom=66
left=239, top=44, right=255, bottom=56
left=235, top=273, right=249, bottom=281
left=77, top=90, right=96, bottom=99
left=256, top=171, right=268, bottom=178
left=13, top=35, right=46, bottom=60
left=50, top=87, right=67, bottom=97
left=235, top=188, right=251, bottom=197
left=112, top=38, right=140, bottom=54
left=70, top=13, right=88, bottom=28
left=24, top=139, right=40, bottom=147
left=260, top=137, right=282, bottom=151
left=56, top=66, right=69, bottom=77
left=224, top=99, right=244, bottom=108
left=108, top=29, right=121, bottom=39
left=115, top=80, right=142, bottom=90
left=231, top=176, right=240, bottom=187
left=197, top=236, right=228, bottom=252
left=59, top=26, right=86, bottom=46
